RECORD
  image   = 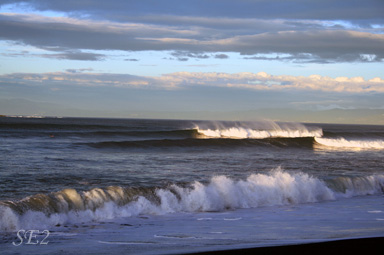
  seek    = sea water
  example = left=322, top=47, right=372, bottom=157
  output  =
left=1, top=117, right=383, bottom=254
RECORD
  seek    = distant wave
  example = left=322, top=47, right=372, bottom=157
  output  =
left=86, top=137, right=316, bottom=149
left=86, top=122, right=324, bottom=148
left=315, top=137, right=384, bottom=150
left=79, top=121, right=384, bottom=150
left=1, top=169, right=383, bottom=231
left=6, top=117, right=383, bottom=151
left=196, top=126, right=323, bottom=139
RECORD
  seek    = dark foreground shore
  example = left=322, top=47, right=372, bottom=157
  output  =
left=184, top=237, right=384, bottom=255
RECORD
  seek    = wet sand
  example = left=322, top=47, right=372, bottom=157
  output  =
left=185, top=237, right=384, bottom=255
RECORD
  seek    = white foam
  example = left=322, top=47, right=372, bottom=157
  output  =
left=315, top=137, right=384, bottom=150
left=223, top=217, right=242, bottom=221
left=98, top=241, right=155, bottom=245
left=0, top=205, right=20, bottom=232
left=196, top=126, right=323, bottom=139
left=2, top=170, right=384, bottom=232
left=147, top=169, right=336, bottom=215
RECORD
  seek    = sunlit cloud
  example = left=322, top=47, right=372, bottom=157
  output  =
left=2, top=71, right=383, bottom=93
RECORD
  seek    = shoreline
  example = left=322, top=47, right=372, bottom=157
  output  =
left=183, top=237, right=384, bottom=255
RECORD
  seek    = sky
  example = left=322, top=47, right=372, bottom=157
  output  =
left=0, top=0, right=383, bottom=124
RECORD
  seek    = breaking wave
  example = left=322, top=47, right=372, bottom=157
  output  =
left=195, top=122, right=323, bottom=139
left=1, top=169, right=383, bottom=232
left=69, top=121, right=383, bottom=151
left=315, top=137, right=384, bottom=150
left=87, top=122, right=324, bottom=149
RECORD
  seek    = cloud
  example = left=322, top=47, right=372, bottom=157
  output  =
left=0, top=13, right=198, bottom=54
left=41, top=50, right=105, bottom=61
left=1, top=0, right=383, bottom=21
left=65, top=68, right=94, bottom=73
left=170, top=51, right=210, bottom=61
left=0, top=72, right=152, bottom=89
left=216, top=30, right=384, bottom=62
left=1, top=71, right=383, bottom=93
left=157, top=72, right=384, bottom=93
left=214, top=54, right=229, bottom=59
left=0, top=11, right=383, bottom=63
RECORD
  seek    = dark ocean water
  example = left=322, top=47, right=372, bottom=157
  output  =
left=1, top=117, right=383, bottom=254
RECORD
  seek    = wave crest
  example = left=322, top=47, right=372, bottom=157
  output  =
left=315, top=137, right=384, bottom=150
left=195, top=124, right=323, bottom=139
left=1, top=170, right=384, bottom=231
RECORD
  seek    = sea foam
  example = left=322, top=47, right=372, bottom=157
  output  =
left=1, top=170, right=383, bottom=232
left=315, top=137, right=384, bottom=150
left=195, top=123, right=323, bottom=139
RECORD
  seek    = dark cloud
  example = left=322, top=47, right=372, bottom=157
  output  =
left=42, top=51, right=105, bottom=61
left=1, top=0, right=383, bottom=21
left=233, top=30, right=384, bottom=63
left=0, top=14, right=198, bottom=51
left=0, top=1, right=383, bottom=63
left=243, top=53, right=378, bottom=64
left=0, top=13, right=383, bottom=63
left=214, top=54, right=229, bottom=59
left=171, top=51, right=210, bottom=61
left=65, top=68, right=94, bottom=73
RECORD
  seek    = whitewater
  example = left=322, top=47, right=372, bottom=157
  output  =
left=1, top=169, right=384, bottom=233
left=195, top=121, right=323, bottom=139
left=195, top=122, right=384, bottom=150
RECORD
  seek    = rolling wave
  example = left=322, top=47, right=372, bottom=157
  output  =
left=86, top=137, right=315, bottom=149
left=85, top=130, right=384, bottom=150
left=5, top=117, right=383, bottom=150
left=1, top=170, right=383, bottom=231
left=315, top=137, right=384, bottom=150
left=86, top=123, right=323, bottom=149
left=196, top=126, right=323, bottom=139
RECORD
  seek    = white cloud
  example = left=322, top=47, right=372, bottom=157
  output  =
left=2, top=71, right=383, bottom=93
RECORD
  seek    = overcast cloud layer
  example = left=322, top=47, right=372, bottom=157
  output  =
left=1, top=0, right=383, bottom=20
left=1, top=0, right=383, bottom=63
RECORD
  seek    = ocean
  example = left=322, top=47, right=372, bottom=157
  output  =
left=1, top=117, right=384, bottom=254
